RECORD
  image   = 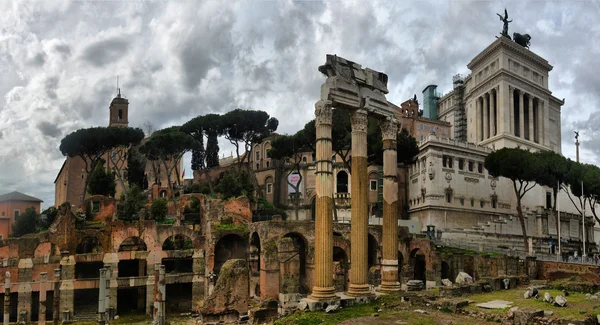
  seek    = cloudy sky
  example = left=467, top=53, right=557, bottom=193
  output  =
left=1, top=0, right=599, bottom=208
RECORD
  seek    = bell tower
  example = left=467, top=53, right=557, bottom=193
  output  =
left=109, top=88, right=129, bottom=127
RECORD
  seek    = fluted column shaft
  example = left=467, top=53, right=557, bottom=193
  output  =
left=347, top=109, right=370, bottom=297
left=491, top=91, right=496, bottom=136
left=528, top=96, right=534, bottom=142
left=310, top=100, right=336, bottom=300
left=39, top=272, right=47, bottom=325
left=519, top=91, right=525, bottom=138
left=483, top=94, right=489, bottom=140
left=538, top=100, right=544, bottom=145
left=378, top=118, right=400, bottom=292
left=477, top=98, right=483, bottom=141
left=509, top=86, right=514, bottom=135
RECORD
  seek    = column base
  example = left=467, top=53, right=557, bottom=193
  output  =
left=346, top=284, right=372, bottom=297
left=377, top=282, right=401, bottom=293
left=308, top=286, right=336, bottom=301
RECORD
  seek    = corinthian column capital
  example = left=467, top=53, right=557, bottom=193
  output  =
left=315, top=100, right=333, bottom=125
left=351, top=109, right=368, bottom=133
left=380, top=116, right=399, bottom=141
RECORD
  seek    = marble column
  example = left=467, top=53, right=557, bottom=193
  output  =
left=348, top=108, right=370, bottom=297
left=538, top=100, right=544, bottom=145
left=491, top=91, right=497, bottom=136
left=309, top=100, right=336, bottom=301
left=483, top=94, right=489, bottom=140
left=477, top=98, right=483, bottom=141
left=519, top=91, right=525, bottom=138
left=509, top=86, right=514, bottom=135
left=528, top=95, right=534, bottom=141
left=378, top=117, right=400, bottom=293
left=38, top=272, right=47, bottom=325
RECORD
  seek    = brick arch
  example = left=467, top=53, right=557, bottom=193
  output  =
left=111, top=228, right=141, bottom=252
left=333, top=235, right=350, bottom=257
left=408, top=240, right=433, bottom=268
left=157, top=226, right=199, bottom=249
left=178, top=193, right=206, bottom=214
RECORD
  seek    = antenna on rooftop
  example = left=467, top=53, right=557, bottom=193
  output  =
left=116, top=75, right=121, bottom=97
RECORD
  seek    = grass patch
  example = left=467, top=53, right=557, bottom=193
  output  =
left=214, top=223, right=248, bottom=232
left=464, top=288, right=598, bottom=320
left=157, top=218, right=176, bottom=225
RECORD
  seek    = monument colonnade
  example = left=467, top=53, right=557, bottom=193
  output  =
left=476, top=85, right=544, bottom=144
left=310, top=100, right=401, bottom=301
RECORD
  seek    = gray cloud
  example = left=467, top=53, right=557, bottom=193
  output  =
left=81, top=37, right=131, bottom=67
left=37, top=121, right=61, bottom=138
left=0, top=1, right=599, bottom=208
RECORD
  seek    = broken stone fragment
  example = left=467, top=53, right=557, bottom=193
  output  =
left=441, top=278, right=453, bottom=287
left=455, top=272, right=473, bottom=285
left=325, top=304, right=339, bottom=313
left=543, top=292, right=553, bottom=303
left=553, top=295, right=567, bottom=307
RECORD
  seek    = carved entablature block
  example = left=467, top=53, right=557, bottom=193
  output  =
left=319, top=54, right=394, bottom=117
left=464, top=177, right=480, bottom=183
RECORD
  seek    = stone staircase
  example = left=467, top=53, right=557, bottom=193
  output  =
left=73, top=303, right=98, bottom=322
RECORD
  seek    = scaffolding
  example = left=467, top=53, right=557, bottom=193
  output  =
left=452, top=74, right=467, bottom=141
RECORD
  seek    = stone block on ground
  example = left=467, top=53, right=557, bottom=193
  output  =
left=476, top=300, right=513, bottom=309
left=200, top=259, right=249, bottom=322
left=512, top=308, right=543, bottom=325
left=543, top=292, right=553, bottom=303
left=455, top=272, right=473, bottom=285
left=553, top=295, right=567, bottom=307
left=523, top=289, right=532, bottom=299
left=406, top=280, right=424, bottom=291
left=441, top=279, right=453, bottom=287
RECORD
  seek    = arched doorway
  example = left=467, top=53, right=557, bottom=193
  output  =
left=398, top=251, right=404, bottom=285
left=76, top=237, right=101, bottom=254
left=333, top=246, right=348, bottom=292
left=409, top=248, right=426, bottom=282
left=214, top=234, right=247, bottom=275
left=336, top=171, right=348, bottom=193
left=281, top=233, right=308, bottom=294
left=441, top=261, right=450, bottom=280
left=310, top=196, right=316, bottom=221
left=162, top=235, right=194, bottom=274
left=368, top=234, right=378, bottom=268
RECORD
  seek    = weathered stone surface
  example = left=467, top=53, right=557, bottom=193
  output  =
left=523, top=289, right=532, bottom=299
left=476, top=300, right=513, bottom=309
left=441, top=279, right=453, bottom=287
left=406, top=280, right=424, bottom=291
left=543, top=292, right=553, bottom=303
left=543, top=310, right=553, bottom=317
left=201, top=259, right=249, bottom=319
left=325, top=304, right=339, bottom=313
left=553, top=295, right=567, bottom=307
left=513, top=308, right=543, bottom=325
left=455, top=272, right=473, bottom=285
left=297, top=302, right=308, bottom=311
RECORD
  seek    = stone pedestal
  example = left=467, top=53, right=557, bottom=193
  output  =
left=153, top=265, right=166, bottom=325
left=192, top=250, right=205, bottom=308
left=59, top=256, right=75, bottom=322
left=309, top=100, right=336, bottom=301
left=17, top=258, right=33, bottom=323
left=348, top=109, right=370, bottom=297
left=4, top=271, right=10, bottom=325
left=145, top=271, right=155, bottom=317
left=38, top=272, right=47, bottom=325
left=378, top=118, right=400, bottom=292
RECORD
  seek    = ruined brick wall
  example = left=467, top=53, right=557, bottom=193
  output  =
left=537, top=260, right=600, bottom=282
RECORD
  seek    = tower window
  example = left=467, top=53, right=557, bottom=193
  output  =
left=478, top=163, right=483, bottom=173
left=118, top=109, right=123, bottom=121
left=370, top=180, right=377, bottom=191
left=458, top=159, right=464, bottom=170
left=468, top=161, right=474, bottom=172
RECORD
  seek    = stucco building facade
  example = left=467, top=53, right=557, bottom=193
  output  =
left=0, top=191, right=42, bottom=238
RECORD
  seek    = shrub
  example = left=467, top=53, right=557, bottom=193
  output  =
left=117, top=185, right=147, bottom=221
left=214, top=170, right=255, bottom=202
left=12, top=207, right=39, bottom=237
left=150, top=198, right=168, bottom=222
